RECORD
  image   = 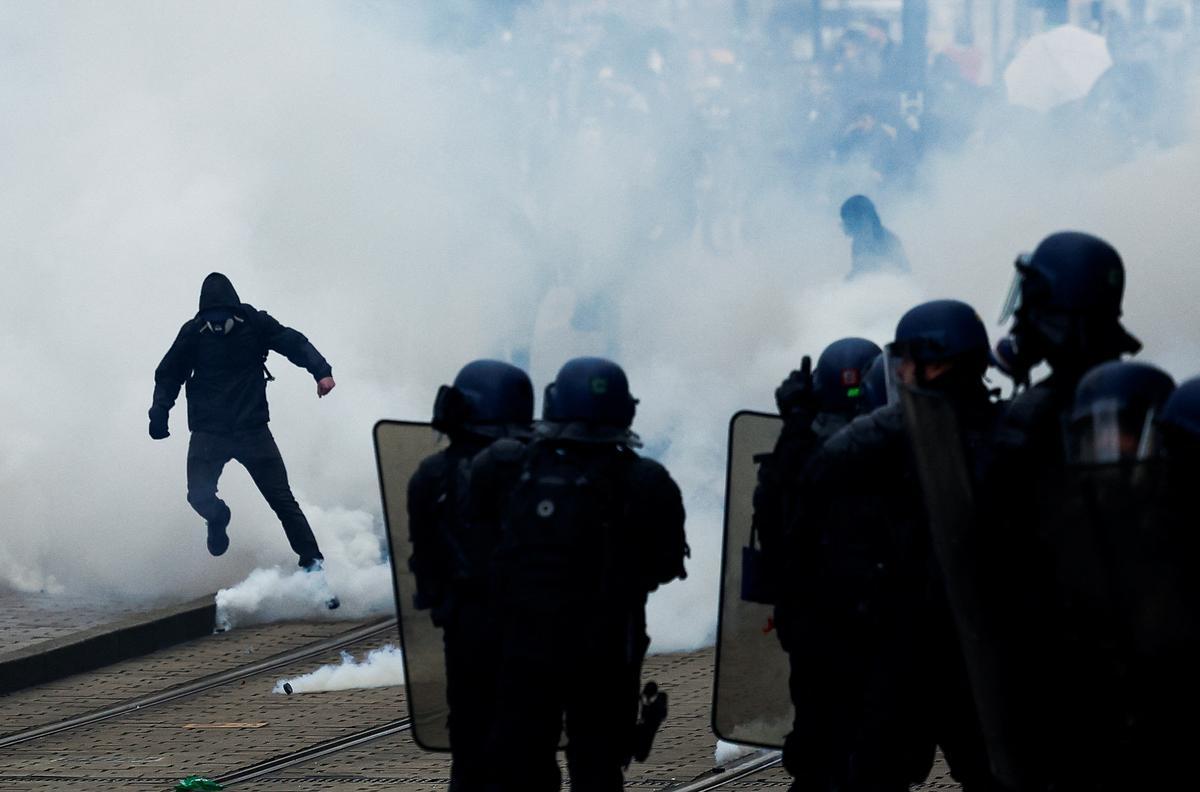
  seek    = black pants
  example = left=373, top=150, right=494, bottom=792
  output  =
left=485, top=633, right=640, bottom=792
left=444, top=597, right=498, bottom=791
left=186, top=427, right=322, bottom=565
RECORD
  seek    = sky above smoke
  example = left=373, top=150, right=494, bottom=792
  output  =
left=0, top=1, right=1197, bottom=651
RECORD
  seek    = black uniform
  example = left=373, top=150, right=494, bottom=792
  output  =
left=785, top=392, right=998, bottom=792
left=980, top=372, right=1135, bottom=792
left=752, top=411, right=850, bottom=566
left=753, top=410, right=848, bottom=782
left=150, top=273, right=332, bottom=565
left=467, top=436, right=687, bottom=792
left=407, top=434, right=496, bottom=790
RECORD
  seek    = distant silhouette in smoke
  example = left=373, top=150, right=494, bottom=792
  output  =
left=840, top=194, right=910, bottom=280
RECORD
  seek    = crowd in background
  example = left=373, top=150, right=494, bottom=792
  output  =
left=415, top=0, right=1200, bottom=253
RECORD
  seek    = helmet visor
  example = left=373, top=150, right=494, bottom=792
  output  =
left=881, top=344, right=907, bottom=406
left=997, top=254, right=1032, bottom=324
left=1068, top=399, right=1161, bottom=465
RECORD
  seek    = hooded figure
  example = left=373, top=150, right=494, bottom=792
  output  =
left=149, top=273, right=336, bottom=573
left=840, top=195, right=911, bottom=280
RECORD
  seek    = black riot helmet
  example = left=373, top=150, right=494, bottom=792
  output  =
left=814, top=337, right=882, bottom=415
left=995, top=232, right=1141, bottom=382
left=885, top=299, right=990, bottom=400
left=431, top=359, right=534, bottom=440
left=1067, top=360, right=1175, bottom=464
left=539, top=356, right=640, bottom=445
left=1160, top=376, right=1200, bottom=441
left=1158, top=376, right=1200, bottom=462
left=893, top=299, right=990, bottom=370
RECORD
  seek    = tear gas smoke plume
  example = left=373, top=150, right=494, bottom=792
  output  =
left=714, top=739, right=758, bottom=765
left=0, top=2, right=1197, bottom=650
left=272, top=645, right=405, bottom=694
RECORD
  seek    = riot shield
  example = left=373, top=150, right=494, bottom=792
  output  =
left=1084, top=462, right=1200, bottom=785
left=1062, top=462, right=1195, bottom=658
left=713, top=410, right=792, bottom=748
left=899, top=386, right=1020, bottom=788
left=1029, top=459, right=1199, bottom=788
left=374, top=420, right=451, bottom=751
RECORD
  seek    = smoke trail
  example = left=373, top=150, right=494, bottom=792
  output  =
left=272, top=644, right=404, bottom=694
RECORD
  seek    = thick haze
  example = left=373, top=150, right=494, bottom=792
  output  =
left=1, top=1, right=1197, bottom=650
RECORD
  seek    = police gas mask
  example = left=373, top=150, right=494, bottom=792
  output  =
left=994, top=254, right=1049, bottom=384
left=992, top=321, right=1045, bottom=387
left=996, top=239, right=1140, bottom=384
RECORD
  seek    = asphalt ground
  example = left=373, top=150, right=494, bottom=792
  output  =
left=0, top=614, right=961, bottom=791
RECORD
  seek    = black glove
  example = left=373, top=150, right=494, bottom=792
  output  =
left=775, top=355, right=816, bottom=417
left=148, top=408, right=170, bottom=440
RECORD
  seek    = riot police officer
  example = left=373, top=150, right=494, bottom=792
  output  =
left=980, top=233, right=1144, bottom=791
left=783, top=300, right=998, bottom=792
left=1151, top=375, right=1200, bottom=786
left=752, top=337, right=882, bottom=590
left=467, top=357, right=688, bottom=792
left=748, top=338, right=880, bottom=783
left=991, top=231, right=1141, bottom=449
left=1159, top=375, right=1200, bottom=465
left=407, top=359, right=534, bottom=791
left=1032, top=360, right=1184, bottom=792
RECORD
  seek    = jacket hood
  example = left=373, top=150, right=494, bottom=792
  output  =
left=841, top=194, right=882, bottom=236
left=199, top=273, right=241, bottom=311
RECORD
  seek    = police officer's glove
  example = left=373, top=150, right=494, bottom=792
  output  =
left=775, top=356, right=816, bottom=418
left=148, top=408, right=170, bottom=440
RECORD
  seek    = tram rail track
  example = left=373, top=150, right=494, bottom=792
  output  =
left=217, top=717, right=413, bottom=787
left=4, top=615, right=782, bottom=790
left=215, top=744, right=782, bottom=790
left=0, top=616, right=399, bottom=751
left=212, top=730, right=779, bottom=790
left=664, top=749, right=783, bottom=790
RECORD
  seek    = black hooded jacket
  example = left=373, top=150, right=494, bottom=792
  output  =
left=149, top=273, right=332, bottom=434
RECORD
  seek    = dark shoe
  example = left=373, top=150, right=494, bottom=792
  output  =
left=301, top=558, right=339, bottom=610
left=206, top=504, right=231, bottom=557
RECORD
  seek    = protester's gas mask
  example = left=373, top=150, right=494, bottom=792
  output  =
left=198, top=308, right=240, bottom=336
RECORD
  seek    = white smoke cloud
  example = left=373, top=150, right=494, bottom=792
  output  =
left=0, top=2, right=1196, bottom=656
left=272, top=644, right=405, bottom=694
left=714, top=739, right=758, bottom=765
left=214, top=501, right=393, bottom=629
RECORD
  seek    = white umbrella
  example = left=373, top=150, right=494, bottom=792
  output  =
left=1004, top=25, right=1113, bottom=113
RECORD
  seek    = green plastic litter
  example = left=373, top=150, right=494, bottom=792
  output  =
left=174, top=776, right=223, bottom=791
